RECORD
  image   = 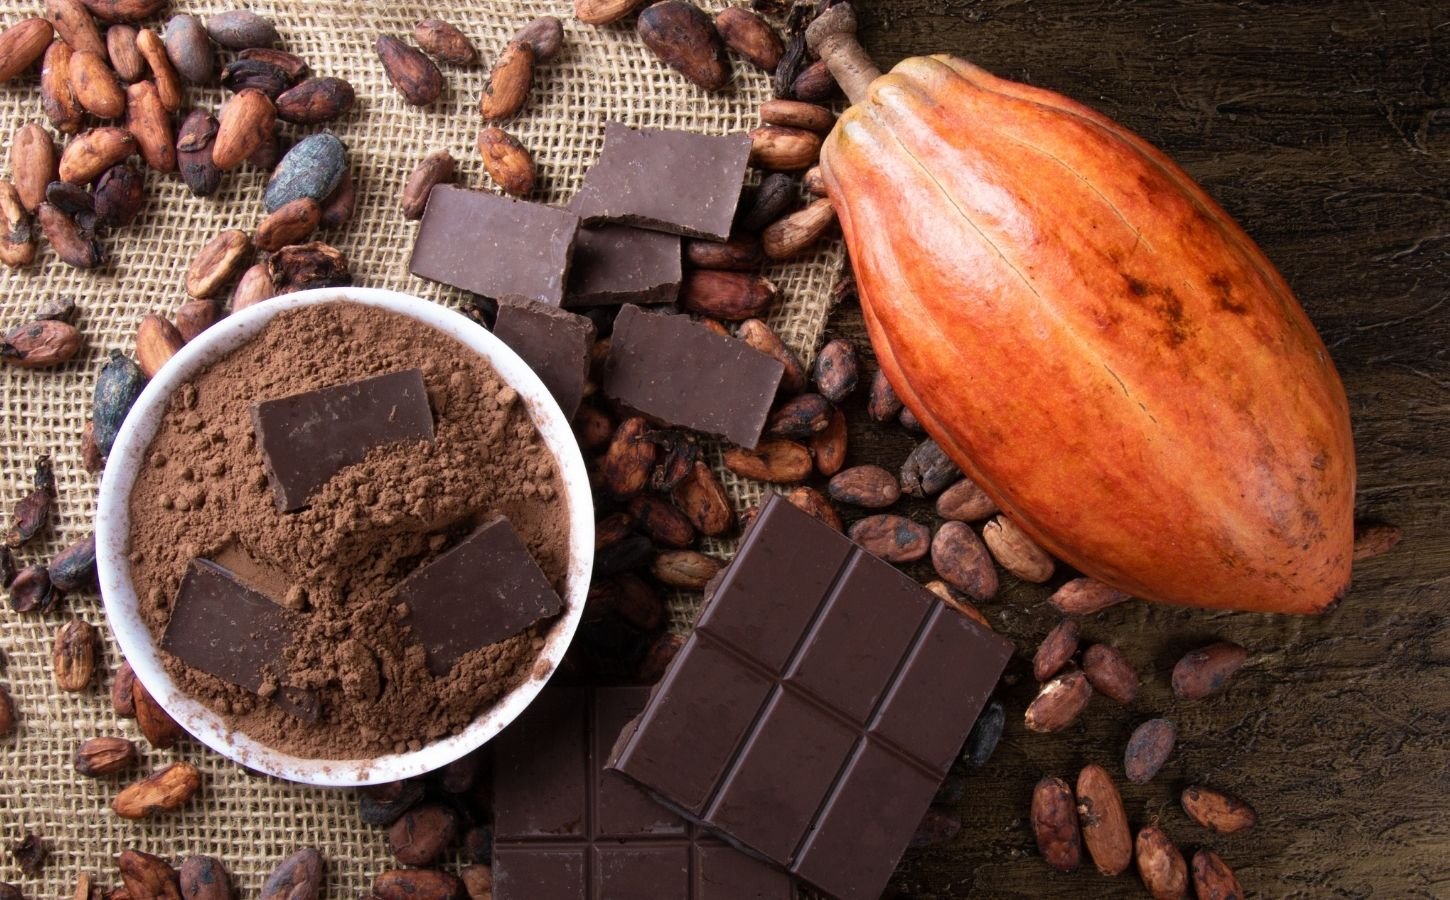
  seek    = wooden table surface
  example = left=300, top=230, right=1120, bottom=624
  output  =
left=826, top=2, right=1450, bottom=897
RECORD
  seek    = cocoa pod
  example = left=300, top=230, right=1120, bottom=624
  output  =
left=70, top=48, right=125, bottom=117
left=132, top=677, right=183, bottom=749
left=681, top=270, right=778, bottom=320
left=74, top=735, right=139, bottom=776
left=761, top=98, right=835, bottom=133
left=0, top=182, right=37, bottom=268
left=275, top=77, right=355, bottom=125
left=219, top=57, right=290, bottom=97
left=1136, top=828, right=1188, bottom=900
left=1076, top=764, right=1132, bottom=876
left=263, top=133, right=345, bottom=212
left=49, top=533, right=97, bottom=591
left=162, top=14, right=211, bottom=85
left=388, top=803, right=458, bottom=867
left=358, top=780, right=425, bottom=827
left=93, top=162, right=143, bottom=226
left=514, top=16, right=564, bottom=61
left=318, top=169, right=355, bottom=229
left=269, top=241, right=350, bottom=292
left=175, top=108, right=218, bottom=195
left=479, top=39, right=533, bottom=120
left=901, top=438, right=961, bottom=497
left=205, top=11, right=277, bottom=51
left=52, top=618, right=97, bottom=691
left=9, top=564, right=57, bottom=613
left=1353, top=520, right=1402, bottom=560
left=1049, top=577, right=1130, bottom=615
left=600, top=417, right=657, bottom=499
left=11, top=123, right=58, bottom=212
left=134, top=29, right=181, bottom=111
left=93, top=349, right=144, bottom=453
left=80, top=0, right=169, bottom=24
left=178, top=856, right=233, bottom=900
left=173, top=299, right=218, bottom=344
left=723, top=439, right=812, bottom=483
left=935, top=478, right=998, bottom=522
left=1171, top=641, right=1247, bottom=700
left=651, top=550, right=722, bottom=590
left=113, top=761, right=201, bottom=819
left=1181, top=785, right=1257, bottom=834
left=575, top=0, right=648, bottom=26
left=1033, top=618, right=1080, bottom=682
left=254, top=197, right=320, bottom=252
left=811, top=339, right=858, bottom=403
left=1191, top=850, right=1243, bottom=900
left=930, top=521, right=998, bottom=600
left=763, top=197, right=835, bottom=259
left=0, top=18, right=53, bottom=84
left=1032, top=776, right=1082, bottom=873
left=809, top=406, right=847, bottom=477
left=372, top=870, right=462, bottom=900
left=477, top=127, right=535, bottom=197
left=230, top=262, right=276, bottom=311
left=111, top=659, right=136, bottom=716
left=1025, top=669, right=1092, bottom=733
left=983, top=515, right=1055, bottom=583
left=186, top=229, right=251, bottom=299
left=766, top=392, right=832, bottom=439
left=749, top=124, right=821, bottom=171
left=2, top=319, right=79, bottom=367
left=46, top=0, right=105, bottom=60
left=106, top=24, right=142, bottom=81
left=414, top=18, right=476, bottom=66
left=459, top=865, right=492, bottom=900
left=684, top=232, right=762, bottom=271
left=828, top=465, right=899, bottom=509
left=1082, top=643, right=1137, bottom=705
left=791, top=58, right=837, bottom=102
left=38, top=202, right=105, bottom=268
left=213, top=89, right=274, bottom=170
left=868, top=367, right=904, bottom=422
left=134, top=313, right=182, bottom=378
left=60, top=126, right=136, bottom=184
left=42, top=41, right=84, bottom=134
left=637, top=1, right=731, bottom=91
left=736, top=171, right=797, bottom=232
left=376, top=35, right=442, bottom=106
left=401, top=149, right=454, bottom=220
left=848, top=514, right=929, bottom=562
left=628, top=493, right=696, bottom=548
left=671, top=460, right=734, bottom=536
left=118, top=849, right=181, bottom=900
left=736, top=318, right=805, bottom=393
left=259, top=848, right=322, bottom=900
left=785, top=485, right=842, bottom=532
left=715, top=6, right=782, bottom=71
left=1124, top=718, right=1176, bottom=785
left=961, top=697, right=1004, bottom=766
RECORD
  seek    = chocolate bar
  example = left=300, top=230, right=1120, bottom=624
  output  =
left=251, top=368, right=434, bottom=512
left=492, top=686, right=798, bottom=900
left=409, top=184, right=580, bottom=305
left=565, top=225, right=682, bottom=307
left=571, top=123, right=752, bottom=241
left=608, top=496, right=1014, bottom=900
left=492, top=297, right=597, bottom=419
left=397, top=517, right=564, bottom=676
left=602, top=305, right=783, bottom=449
left=161, top=558, right=318, bottom=721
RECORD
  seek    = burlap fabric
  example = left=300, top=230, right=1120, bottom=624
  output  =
left=0, top=1, right=845, bottom=894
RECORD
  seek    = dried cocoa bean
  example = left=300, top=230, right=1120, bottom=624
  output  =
left=827, top=465, right=899, bottom=509
left=459, top=864, right=492, bottom=900
left=219, top=57, right=289, bottom=97
left=809, top=406, right=846, bottom=477
left=982, top=515, right=1055, bottom=582
left=681, top=270, right=778, bottom=320
left=48, top=533, right=96, bottom=592
left=808, top=342, right=857, bottom=407
left=477, top=127, right=535, bottom=197
left=80, top=420, right=103, bottom=473
left=766, top=392, right=832, bottom=439
left=269, top=241, right=350, bottom=292
left=114, top=761, right=201, bottom=819
left=1034, top=618, right=1080, bottom=682
left=684, top=232, right=763, bottom=271
left=930, top=521, right=998, bottom=600
left=651, top=549, right=722, bottom=590
left=761, top=98, right=835, bottom=133
left=376, top=35, right=442, bottom=106
left=638, top=1, right=731, bottom=91
left=52, top=618, right=96, bottom=690
left=1048, top=577, right=1130, bottom=615
left=186, top=229, right=251, bottom=298
left=0, top=182, right=36, bottom=267
left=42, top=41, right=83, bottom=134
left=263, top=132, right=345, bottom=212
left=749, top=124, right=821, bottom=171
left=173, top=298, right=218, bottom=342
left=254, top=197, right=321, bottom=252
left=399, top=150, right=454, bottom=221
left=628, top=493, right=696, bottom=548
left=0, top=685, right=14, bottom=737
left=802, top=164, right=827, bottom=197
left=60, top=126, right=136, bottom=184
left=93, top=162, right=143, bottom=226
left=514, top=16, right=564, bottom=61
left=358, top=780, right=425, bottom=827
left=177, top=856, right=233, bottom=900
left=318, top=169, right=355, bottom=229
left=10, top=123, right=57, bottom=212
left=74, top=735, right=138, bottom=776
left=46, top=0, right=105, bottom=59
left=213, top=89, right=275, bottom=170
left=135, top=313, right=182, bottom=378
left=275, top=77, right=355, bottom=124
left=644, top=430, right=700, bottom=491
left=3, top=319, right=79, bottom=367
left=574, top=404, right=613, bottom=451
left=575, top=0, right=648, bottom=26
left=92, top=349, right=144, bottom=453
left=10, top=564, right=57, bottom=613
left=132, top=677, right=183, bottom=749
left=715, top=6, right=782, bottom=71
left=1082, top=643, right=1137, bottom=705
left=111, top=659, right=136, bottom=716
left=388, top=803, right=459, bottom=867
left=81, top=0, right=168, bottom=24
left=1124, top=718, right=1176, bottom=785
left=1135, top=826, right=1188, bottom=900
left=935, top=478, right=997, bottom=522
left=785, top=485, right=842, bottom=531
left=1353, top=520, right=1401, bottom=560
left=723, top=439, right=812, bottom=483
left=909, top=806, right=961, bottom=849
left=763, top=197, right=835, bottom=259
left=1032, top=776, right=1082, bottom=873
left=961, top=697, right=1004, bottom=767
left=736, top=317, right=805, bottom=393
left=205, top=11, right=277, bottom=51
left=38, top=202, right=105, bottom=268
left=175, top=108, right=218, bottom=195
left=415, top=18, right=476, bottom=66
left=600, top=417, right=657, bottom=499
left=848, top=514, right=929, bottom=562
left=480, top=40, right=533, bottom=120
left=230, top=262, right=276, bottom=310
left=791, top=58, right=837, bottom=101
left=71, top=49, right=126, bottom=118
left=372, top=870, right=462, bottom=900
left=901, top=438, right=960, bottom=497
left=1181, top=785, right=1257, bottom=834
left=1025, top=669, right=1092, bottom=733
left=0, top=545, right=13, bottom=586
left=106, top=24, right=142, bottom=80
left=737, top=171, right=797, bottom=232
left=118, top=849, right=180, bottom=900
left=259, top=849, right=322, bottom=900
left=1171, top=641, right=1247, bottom=700
left=0, top=18, right=54, bottom=85
left=162, top=14, right=212, bottom=85
left=5, top=455, right=54, bottom=549
left=134, top=29, right=181, bottom=111
left=593, top=534, right=652, bottom=578
left=638, top=631, right=685, bottom=682
left=868, top=367, right=903, bottom=422
left=1076, top=764, right=1132, bottom=876
left=671, top=460, right=734, bottom=535
left=1190, top=850, right=1243, bottom=900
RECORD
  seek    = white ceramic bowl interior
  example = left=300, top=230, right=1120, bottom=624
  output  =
left=96, top=287, right=595, bottom=787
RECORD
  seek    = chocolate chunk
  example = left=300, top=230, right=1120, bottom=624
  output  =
left=251, top=368, right=435, bottom=512
left=565, top=225, right=682, bottom=307
left=608, top=496, right=1013, bottom=900
left=492, top=297, right=597, bottom=419
left=492, top=686, right=798, bottom=900
left=398, top=517, right=564, bottom=676
left=161, top=559, right=318, bottom=722
left=571, top=123, right=753, bottom=241
left=603, top=305, right=783, bottom=449
left=409, top=184, right=580, bottom=305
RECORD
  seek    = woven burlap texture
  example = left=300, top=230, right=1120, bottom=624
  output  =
left=0, top=0, right=845, bottom=894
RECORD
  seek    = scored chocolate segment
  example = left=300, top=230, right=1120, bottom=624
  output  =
left=607, top=496, right=1014, bottom=900
left=161, top=558, right=318, bottom=722
left=571, top=123, right=753, bottom=241
left=251, top=368, right=435, bottom=512
left=565, top=225, right=683, bottom=307
left=603, top=304, right=783, bottom=449
left=492, top=297, right=597, bottom=419
left=397, top=516, right=564, bottom=676
left=491, top=686, right=798, bottom=900
left=409, top=184, right=581, bottom=305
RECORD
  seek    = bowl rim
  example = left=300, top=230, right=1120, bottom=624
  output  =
left=95, top=287, right=595, bottom=787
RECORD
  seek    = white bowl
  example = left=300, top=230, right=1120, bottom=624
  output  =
left=96, top=287, right=595, bottom=787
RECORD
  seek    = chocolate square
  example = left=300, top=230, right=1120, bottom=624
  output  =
left=492, top=297, right=597, bottom=419
left=565, top=225, right=682, bottom=307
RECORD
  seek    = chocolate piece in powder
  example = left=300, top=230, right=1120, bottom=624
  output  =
left=603, top=304, right=784, bottom=449
left=565, top=225, right=682, bottom=307
left=398, top=516, right=565, bottom=676
left=251, top=368, right=435, bottom=513
left=409, top=184, right=581, bottom=305
left=161, top=559, right=318, bottom=722
left=492, top=297, right=597, bottom=419
left=571, top=123, right=753, bottom=241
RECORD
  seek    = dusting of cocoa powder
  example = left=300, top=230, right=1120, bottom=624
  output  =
left=126, top=302, right=572, bottom=758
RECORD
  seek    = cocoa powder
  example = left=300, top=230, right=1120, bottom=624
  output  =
left=126, top=302, right=571, bottom=758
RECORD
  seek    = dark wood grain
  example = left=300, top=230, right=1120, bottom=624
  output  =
left=820, top=2, right=1450, bottom=897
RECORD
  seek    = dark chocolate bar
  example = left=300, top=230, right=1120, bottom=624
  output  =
left=492, top=297, right=597, bottom=419
left=565, top=225, right=682, bottom=307
left=608, top=496, right=1014, bottom=900
left=492, top=686, right=798, bottom=900
left=570, top=123, right=752, bottom=241
left=161, top=558, right=318, bottom=721
left=251, top=368, right=434, bottom=512
left=397, top=517, right=564, bottom=676
left=409, top=184, right=580, bottom=305
left=602, top=305, right=783, bottom=449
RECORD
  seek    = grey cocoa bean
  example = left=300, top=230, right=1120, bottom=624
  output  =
left=93, top=349, right=146, bottom=453
left=164, top=14, right=214, bottom=84
left=901, top=438, right=961, bottom=497
left=263, top=133, right=346, bottom=212
left=206, top=10, right=279, bottom=50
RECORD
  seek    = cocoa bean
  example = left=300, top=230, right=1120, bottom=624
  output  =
left=41, top=41, right=84, bottom=134
left=5, top=455, right=54, bottom=549
left=358, top=780, right=425, bottom=827
left=1076, top=764, right=1132, bottom=876
left=1048, top=576, right=1130, bottom=615
left=645, top=430, right=700, bottom=491
left=177, top=856, right=233, bottom=900
left=868, top=367, right=903, bottom=422
left=1353, top=520, right=1401, bottom=560
left=763, top=197, right=835, bottom=259
left=1171, top=641, right=1247, bottom=700
left=118, top=849, right=180, bottom=900
left=49, top=533, right=97, bottom=591
left=960, top=698, right=1004, bottom=767
left=175, top=108, right=219, bottom=195
left=80, top=0, right=168, bottom=24
left=162, top=14, right=212, bottom=85
left=70, top=49, right=126, bottom=118
left=10, top=564, right=57, bottom=613
left=113, top=762, right=200, bottom=819
left=134, top=29, right=181, bottom=111
left=246, top=135, right=285, bottom=175
left=766, top=392, right=832, bottom=439
left=848, top=514, right=929, bottom=562
left=600, top=417, right=657, bottom=499
left=106, top=24, right=142, bottom=80
left=132, top=677, right=183, bottom=749
left=715, top=6, right=782, bottom=71
left=749, top=124, right=821, bottom=171
left=930, top=521, right=998, bottom=600
left=1124, top=718, right=1176, bottom=785
left=651, top=550, right=722, bottom=590
left=186, top=229, right=251, bottom=298
left=60, top=126, right=136, bottom=184
left=0, top=18, right=54, bottom=85
left=0, top=182, right=36, bottom=267
left=628, top=493, right=695, bottom=548
left=213, top=89, right=275, bottom=170
left=265, top=77, right=350, bottom=126
left=73, top=735, right=138, bottom=776
left=594, top=534, right=652, bottom=578
left=3, top=319, right=79, bottom=367
left=459, top=864, right=491, bottom=900
left=34, top=296, right=77, bottom=322
left=1025, top=669, right=1092, bottom=733
left=80, top=420, right=103, bottom=473
left=42, top=176, right=96, bottom=221
left=901, top=438, right=960, bottom=497
left=46, top=0, right=105, bottom=60
left=723, top=439, right=812, bottom=483
left=52, top=618, right=97, bottom=691
left=909, top=806, right=961, bottom=849
left=802, top=164, right=827, bottom=197
left=1136, top=826, right=1188, bottom=900
left=376, top=35, right=442, bottom=106
left=1082, top=643, right=1137, bottom=705
left=318, top=169, right=355, bottom=229
left=388, top=803, right=459, bottom=867
left=0, top=545, right=13, bottom=587
left=761, top=98, right=835, bottom=133
left=982, top=515, right=1055, bottom=582
left=791, top=58, right=838, bottom=102
left=736, top=318, right=805, bottom=393
left=681, top=270, right=778, bottom=320
left=574, top=403, right=613, bottom=451
left=477, top=127, right=535, bottom=197
left=173, top=298, right=218, bottom=342
left=1033, top=618, right=1080, bottom=682
left=0, top=685, right=14, bottom=737
left=134, top=313, right=182, bottom=378
left=479, top=40, right=533, bottom=120
left=1181, top=785, right=1257, bottom=834
left=638, top=1, right=731, bottom=91
left=263, top=132, right=345, bottom=212
left=1191, top=850, right=1243, bottom=900
left=812, top=339, right=858, bottom=403
left=230, top=262, right=276, bottom=310
left=827, top=465, right=900, bottom=509
left=111, top=659, right=135, bottom=716
left=38, top=202, right=105, bottom=268
left=239, top=47, right=308, bottom=80
left=11, top=123, right=57, bottom=212
left=93, top=162, right=143, bottom=226
left=219, top=57, right=289, bottom=97
left=684, top=232, right=763, bottom=271
left=414, top=18, right=476, bottom=66
left=1032, top=776, right=1082, bottom=873
left=935, top=478, right=998, bottom=522
left=613, top=572, right=666, bottom=632
left=92, top=349, right=144, bottom=453
left=638, top=631, right=685, bottom=682
left=373, top=870, right=463, bottom=900
left=671, top=460, right=734, bottom=535
left=736, top=172, right=797, bottom=232
left=809, top=406, right=847, bottom=477
left=259, top=849, right=322, bottom=900
left=514, top=16, right=564, bottom=61
left=785, top=485, right=842, bottom=531
left=576, top=0, right=648, bottom=26
left=254, top=197, right=320, bottom=253
left=205, top=11, right=277, bottom=51
left=268, top=241, right=350, bottom=292
left=438, top=753, right=480, bottom=794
